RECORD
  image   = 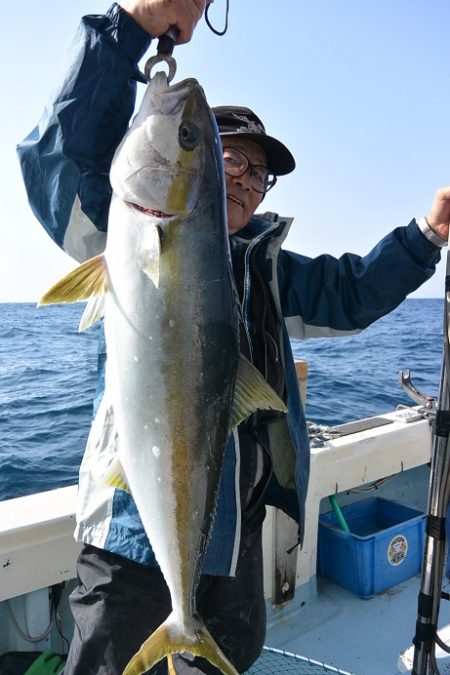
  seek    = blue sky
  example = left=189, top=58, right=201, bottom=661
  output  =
left=2, top=0, right=450, bottom=301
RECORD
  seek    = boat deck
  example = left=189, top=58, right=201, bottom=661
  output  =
left=7, top=559, right=450, bottom=675
left=253, top=574, right=450, bottom=675
left=2, top=409, right=448, bottom=674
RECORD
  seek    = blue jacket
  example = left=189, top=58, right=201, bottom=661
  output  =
left=17, top=3, right=441, bottom=575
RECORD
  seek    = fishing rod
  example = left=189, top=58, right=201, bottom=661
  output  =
left=413, top=244, right=450, bottom=674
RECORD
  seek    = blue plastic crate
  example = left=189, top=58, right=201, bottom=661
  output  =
left=317, top=497, right=426, bottom=598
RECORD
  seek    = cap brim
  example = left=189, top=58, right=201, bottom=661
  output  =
left=219, top=131, right=296, bottom=176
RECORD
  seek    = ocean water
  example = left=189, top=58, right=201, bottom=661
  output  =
left=293, top=298, right=443, bottom=425
left=0, top=299, right=444, bottom=502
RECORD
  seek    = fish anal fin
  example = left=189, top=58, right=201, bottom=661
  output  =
left=139, top=224, right=160, bottom=288
left=231, top=355, right=288, bottom=429
left=103, top=456, right=131, bottom=494
left=123, top=614, right=238, bottom=675
left=38, top=254, right=108, bottom=306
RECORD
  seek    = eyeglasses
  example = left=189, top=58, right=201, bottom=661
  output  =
left=222, top=147, right=277, bottom=194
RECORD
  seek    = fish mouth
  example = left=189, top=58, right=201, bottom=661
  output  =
left=128, top=202, right=174, bottom=219
left=227, top=194, right=244, bottom=208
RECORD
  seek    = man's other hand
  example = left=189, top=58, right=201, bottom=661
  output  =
left=427, top=186, right=450, bottom=243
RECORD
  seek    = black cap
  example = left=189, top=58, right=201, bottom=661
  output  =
left=212, top=105, right=295, bottom=176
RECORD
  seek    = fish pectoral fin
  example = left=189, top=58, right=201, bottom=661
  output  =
left=139, top=223, right=161, bottom=288
left=123, top=613, right=239, bottom=675
left=38, top=254, right=109, bottom=331
left=231, top=355, right=288, bottom=429
left=103, top=456, right=131, bottom=493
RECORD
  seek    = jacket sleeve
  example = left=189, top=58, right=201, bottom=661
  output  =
left=16, top=3, right=151, bottom=262
left=278, top=219, right=442, bottom=338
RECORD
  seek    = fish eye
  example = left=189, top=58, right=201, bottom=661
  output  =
left=179, top=121, right=200, bottom=151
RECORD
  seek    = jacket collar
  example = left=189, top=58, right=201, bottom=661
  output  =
left=231, top=211, right=294, bottom=247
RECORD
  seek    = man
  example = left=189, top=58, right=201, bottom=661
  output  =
left=17, top=2, right=450, bottom=673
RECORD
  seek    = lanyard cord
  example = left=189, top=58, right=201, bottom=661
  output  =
left=205, top=0, right=230, bottom=36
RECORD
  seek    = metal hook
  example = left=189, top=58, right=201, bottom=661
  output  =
left=144, top=53, right=177, bottom=83
left=144, top=27, right=178, bottom=83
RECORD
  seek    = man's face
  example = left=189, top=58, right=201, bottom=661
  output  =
left=221, top=138, right=268, bottom=235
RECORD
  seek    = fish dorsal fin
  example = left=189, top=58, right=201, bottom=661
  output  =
left=38, top=254, right=108, bottom=332
left=139, top=223, right=161, bottom=288
left=104, top=456, right=131, bottom=494
left=230, top=356, right=288, bottom=429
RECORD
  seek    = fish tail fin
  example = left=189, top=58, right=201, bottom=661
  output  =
left=123, top=613, right=239, bottom=675
left=189, top=618, right=239, bottom=675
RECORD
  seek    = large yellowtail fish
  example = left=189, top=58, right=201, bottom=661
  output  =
left=39, top=72, right=287, bottom=675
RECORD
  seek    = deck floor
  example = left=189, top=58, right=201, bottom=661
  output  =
left=261, top=574, right=450, bottom=675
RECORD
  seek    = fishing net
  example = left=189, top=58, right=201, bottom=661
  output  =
left=244, top=647, right=354, bottom=675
